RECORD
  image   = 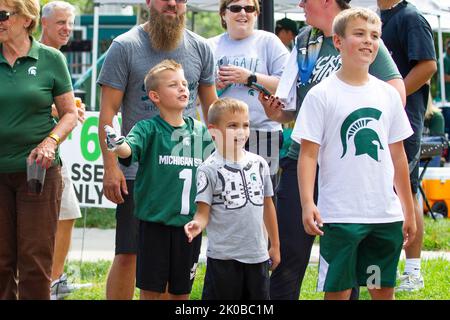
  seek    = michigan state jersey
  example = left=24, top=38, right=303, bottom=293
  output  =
left=121, top=116, right=213, bottom=226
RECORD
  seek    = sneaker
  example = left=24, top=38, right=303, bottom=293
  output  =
left=396, top=273, right=424, bottom=292
left=50, top=273, right=92, bottom=300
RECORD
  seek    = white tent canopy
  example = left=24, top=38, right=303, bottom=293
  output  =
left=187, top=0, right=450, bottom=30
left=90, top=0, right=450, bottom=109
left=187, top=0, right=376, bottom=13
left=92, top=0, right=379, bottom=14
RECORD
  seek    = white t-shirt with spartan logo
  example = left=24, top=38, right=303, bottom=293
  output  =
left=292, top=73, right=413, bottom=223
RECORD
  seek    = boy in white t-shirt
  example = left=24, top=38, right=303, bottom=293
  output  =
left=292, top=8, right=416, bottom=300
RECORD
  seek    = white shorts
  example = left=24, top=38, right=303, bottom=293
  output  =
left=59, top=161, right=82, bottom=221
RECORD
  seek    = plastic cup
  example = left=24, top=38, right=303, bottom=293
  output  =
left=26, top=159, right=46, bottom=195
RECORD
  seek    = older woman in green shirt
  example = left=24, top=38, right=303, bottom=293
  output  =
left=0, top=0, right=77, bottom=300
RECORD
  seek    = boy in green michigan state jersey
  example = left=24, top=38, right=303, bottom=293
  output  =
left=104, top=59, right=213, bottom=300
left=292, top=8, right=416, bottom=300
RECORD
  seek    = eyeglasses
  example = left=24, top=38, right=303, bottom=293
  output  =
left=0, top=10, right=17, bottom=22
left=226, top=5, right=257, bottom=13
left=160, top=0, right=188, bottom=3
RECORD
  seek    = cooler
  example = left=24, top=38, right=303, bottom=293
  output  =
left=420, top=167, right=450, bottom=216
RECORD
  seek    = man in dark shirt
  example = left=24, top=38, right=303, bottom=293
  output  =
left=377, top=0, right=437, bottom=292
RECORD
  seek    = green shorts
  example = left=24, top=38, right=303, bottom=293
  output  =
left=318, top=222, right=403, bottom=292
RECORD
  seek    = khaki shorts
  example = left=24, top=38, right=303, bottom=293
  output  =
left=59, top=162, right=82, bottom=221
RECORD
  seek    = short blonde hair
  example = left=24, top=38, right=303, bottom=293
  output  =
left=208, top=98, right=249, bottom=125
left=333, top=7, right=381, bottom=38
left=1, top=0, right=40, bottom=35
left=144, top=59, right=183, bottom=93
left=219, top=0, right=260, bottom=29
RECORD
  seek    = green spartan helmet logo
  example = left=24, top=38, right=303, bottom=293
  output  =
left=340, top=107, right=383, bottom=162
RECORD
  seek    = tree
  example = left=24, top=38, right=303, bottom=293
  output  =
left=187, top=11, right=223, bottom=39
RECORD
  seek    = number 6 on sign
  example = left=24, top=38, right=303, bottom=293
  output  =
left=179, top=168, right=192, bottom=215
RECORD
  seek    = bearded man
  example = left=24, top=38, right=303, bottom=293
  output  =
left=98, top=0, right=217, bottom=300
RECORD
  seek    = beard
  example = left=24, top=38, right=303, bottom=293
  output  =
left=146, top=4, right=186, bottom=52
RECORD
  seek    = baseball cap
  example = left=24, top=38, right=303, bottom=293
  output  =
left=276, top=18, right=298, bottom=36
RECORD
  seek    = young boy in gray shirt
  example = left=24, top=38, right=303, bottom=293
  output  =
left=184, top=98, right=280, bottom=300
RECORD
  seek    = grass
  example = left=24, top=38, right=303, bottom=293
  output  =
left=66, top=258, right=449, bottom=300
left=423, top=216, right=450, bottom=251
left=75, top=209, right=449, bottom=251
left=298, top=258, right=450, bottom=300
left=74, top=207, right=116, bottom=229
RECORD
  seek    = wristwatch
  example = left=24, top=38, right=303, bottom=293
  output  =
left=247, top=73, right=257, bottom=87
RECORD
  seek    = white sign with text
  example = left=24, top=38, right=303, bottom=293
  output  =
left=60, top=111, right=120, bottom=208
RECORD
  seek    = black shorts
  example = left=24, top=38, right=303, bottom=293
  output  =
left=202, top=257, right=270, bottom=300
left=404, top=130, right=422, bottom=193
left=404, top=91, right=427, bottom=194
left=136, top=221, right=201, bottom=295
left=114, top=180, right=139, bottom=255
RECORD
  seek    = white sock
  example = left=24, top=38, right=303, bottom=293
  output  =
left=404, top=258, right=421, bottom=276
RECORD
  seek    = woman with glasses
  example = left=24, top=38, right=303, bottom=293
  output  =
left=259, top=0, right=406, bottom=300
left=0, top=0, right=77, bottom=299
left=208, top=0, right=289, bottom=189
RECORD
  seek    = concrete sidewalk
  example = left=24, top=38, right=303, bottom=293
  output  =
left=68, top=228, right=450, bottom=263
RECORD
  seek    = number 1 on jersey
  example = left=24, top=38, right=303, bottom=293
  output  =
left=179, top=168, right=192, bottom=215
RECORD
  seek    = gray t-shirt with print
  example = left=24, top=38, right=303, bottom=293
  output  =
left=98, top=25, right=215, bottom=179
left=195, top=151, right=273, bottom=264
left=208, top=30, right=289, bottom=131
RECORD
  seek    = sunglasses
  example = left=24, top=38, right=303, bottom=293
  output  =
left=226, top=5, right=257, bottom=13
left=0, top=10, right=17, bottom=22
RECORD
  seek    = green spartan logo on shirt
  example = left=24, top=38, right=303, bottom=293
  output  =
left=340, top=107, right=383, bottom=162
